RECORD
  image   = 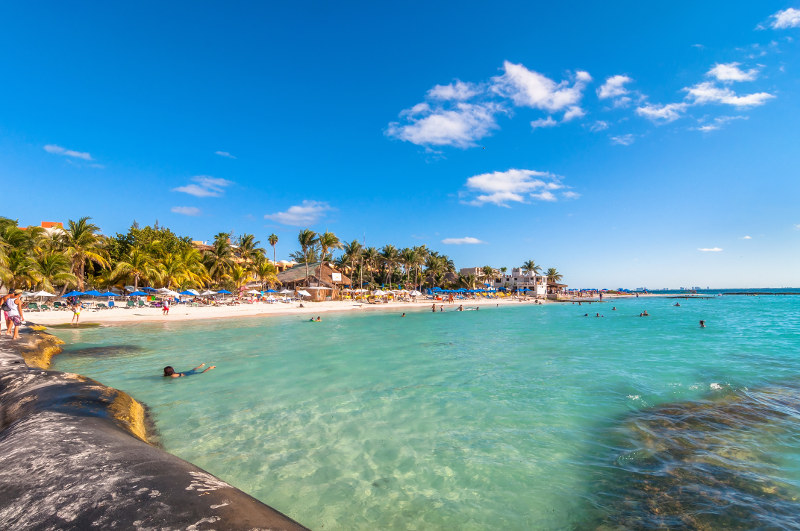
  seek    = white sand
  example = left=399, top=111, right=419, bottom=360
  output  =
left=22, top=296, right=550, bottom=326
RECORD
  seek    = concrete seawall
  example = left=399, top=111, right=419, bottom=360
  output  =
left=0, top=329, right=308, bottom=530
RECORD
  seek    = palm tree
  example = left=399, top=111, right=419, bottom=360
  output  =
left=380, top=244, right=399, bottom=287
left=204, top=232, right=235, bottom=285
left=317, top=231, right=342, bottom=282
left=62, top=217, right=110, bottom=291
left=181, top=247, right=211, bottom=288
left=236, top=234, right=264, bottom=270
left=255, top=259, right=279, bottom=290
left=159, top=253, right=189, bottom=289
left=340, top=240, right=363, bottom=286
left=230, top=264, right=249, bottom=293
left=522, top=260, right=542, bottom=277
left=362, top=247, right=379, bottom=286
left=297, top=229, right=318, bottom=284
left=411, top=245, right=429, bottom=290
left=30, top=251, right=76, bottom=293
left=112, top=247, right=159, bottom=291
left=268, top=233, right=279, bottom=266
left=546, top=267, right=563, bottom=284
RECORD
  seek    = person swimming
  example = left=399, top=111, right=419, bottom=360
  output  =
left=163, top=363, right=216, bottom=378
left=700, top=320, right=706, bottom=328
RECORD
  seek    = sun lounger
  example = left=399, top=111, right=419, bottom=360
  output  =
left=26, top=302, right=40, bottom=312
left=40, top=304, right=51, bottom=311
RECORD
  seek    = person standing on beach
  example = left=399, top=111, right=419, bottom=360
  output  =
left=162, top=299, right=170, bottom=316
left=2, top=290, right=25, bottom=340
left=71, top=301, right=81, bottom=325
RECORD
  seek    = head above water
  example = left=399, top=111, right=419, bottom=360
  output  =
left=164, top=366, right=175, bottom=376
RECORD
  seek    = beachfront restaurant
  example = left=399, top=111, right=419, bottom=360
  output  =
left=276, top=262, right=351, bottom=302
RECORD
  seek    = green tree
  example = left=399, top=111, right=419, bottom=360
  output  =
left=62, top=217, right=110, bottom=292
left=297, top=229, right=318, bottom=283
left=522, top=260, right=542, bottom=277
left=268, top=233, right=279, bottom=265
left=204, top=232, right=235, bottom=285
left=317, top=231, right=342, bottom=282
left=112, top=247, right=160, bottom=291
left=380, top=244, right=399, bottom=287
left=546, top=267, right=563, bottom=284
left=30, top=251, right=77, bottom=293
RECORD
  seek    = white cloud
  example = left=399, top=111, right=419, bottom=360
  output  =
left=562, top=191, right=581, bottom=200
left=531, top=116, right=558, bottom=129
left=794, top=224, right=800, bottom=231
left=215, top=151, right=236, bottom=159
left=610, top=134, right=635, bottom=146
left=597, top=75, right=632, bottom=99
left=636, top=102, right=688, bottom=123
left=441, top=237, right=486, bottom=245
left=173, top=176, right=233, bottom=197
left=462, top=168, right=566, bottom=207
left=707, top=62, right=758, bottom=82
left=588, top=120, right=609, bottom=132
left=692, top=115, right=748, bottom=133
left=427, top=80, right=481, bottom=101
left=264, top=200, right=331, bottom=226
left=43, top=144, right=93, bottom=161
left=684, top=82, right=774, bottom=107
left=562, top=106, right=585, bottom=121
left=492, top=61, right=591, bottom=114
left=771, top=8, right=800, bottom=29
left=741, top=235, right=752, bottom=239
left=698, top=247, right=723, bottom=252
left=171, top=206, right=201, bottom=216
left=386, top=101, right=502, bottom=148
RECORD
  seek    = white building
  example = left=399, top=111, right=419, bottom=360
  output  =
left=491, top=268, right=547, bottom=297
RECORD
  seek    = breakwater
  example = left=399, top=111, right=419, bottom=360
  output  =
left=0, top=329, right=307, bottom=530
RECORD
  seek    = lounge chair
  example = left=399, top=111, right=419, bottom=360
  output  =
left=40, top=304, right=51, bottom=311
left=27, top=302, right=40, bottom=312
left=95, top=303, right=108, bottom=310
left=125, top=300, right=135, bottom=309
left=138, top=300, right=146, bottom=308
left=53, top=301, right=65, bottom=310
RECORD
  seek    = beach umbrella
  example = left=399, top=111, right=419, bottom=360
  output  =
left=200, top=290, right=217, bottom=296
left=179, top=289, right=199, bottom=296
left=279, top=289, right=293, bottom=294
left=129, top=291, right=147, bottom=296
left=83, top=290, right=103, bottom=297
left=31, top=290, right=56, bottom=297
left=265, top=289, right=277, bottom=293
left=99, top=291, right=118, bottom=297
left=62, top=290, right=85, bottom=298
left=246, top=289, right=261, bottom=294
left=217, top=289, right=232, bottom=294
left=297, top=290, right=311, bottom=298
left=410, top=290, right=421, bottom=296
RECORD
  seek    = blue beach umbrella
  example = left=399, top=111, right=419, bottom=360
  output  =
left=217, top=289, right=232, bottom=294
left=62, top=290, right=85, bottom=298
left=265, top=289, right=277, bottom=293
left=99, top=291, right=118, bottom=297
left=142, top=287, right=157, bottom=292
left=179, top=289, right=199, bottom=296
left=129, top=291, right=147, bottom=296
left=83, top=290, right=103, bottom=297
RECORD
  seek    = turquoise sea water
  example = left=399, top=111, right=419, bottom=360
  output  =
left=51, top=296, right=800, bottom=529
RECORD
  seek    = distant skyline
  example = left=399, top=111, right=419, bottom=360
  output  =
left=2, top=2, right=799, bottom=288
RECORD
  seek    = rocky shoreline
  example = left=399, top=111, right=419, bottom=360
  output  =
left=0, top=328, right=307, bottom=530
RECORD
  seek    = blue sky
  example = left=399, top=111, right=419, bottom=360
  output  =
left=2, top=2, right=799, bottom=288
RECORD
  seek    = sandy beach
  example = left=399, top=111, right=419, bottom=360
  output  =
left=21, top=296, right=552, bottom=326
left=18, top=293, right=664, bottom=327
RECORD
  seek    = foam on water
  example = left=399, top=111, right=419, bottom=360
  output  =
left=51, top=296, right=800, bottom=529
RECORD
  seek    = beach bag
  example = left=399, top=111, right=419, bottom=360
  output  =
left=1, top=301, right=9, bottom=312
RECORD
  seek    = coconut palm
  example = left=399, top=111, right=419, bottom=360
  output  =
left=361, top=246, right=379, bottom=286
left=317, top=231, right=342, bottom=281
left=204, top=232, right=235, bottom=285
left=254, top=259, right=279, bottom=290
left=112, top=247, right=160, bottom=291
left=268, top=233, right=279, bottom=265
left=61, top=217, right=110, bottom=291
left=30, top=252, right=77, bottom=293
left=522, top=260, right=542, bottom=277
left=236, top=234, right=264, bottom=270
left=546, top=267, right=563, bottom=284
left=380, top=244, right=399, bottom=287
left=297, top=229, right=318, bottom=283
left=230, top=264, right=249, bottom=293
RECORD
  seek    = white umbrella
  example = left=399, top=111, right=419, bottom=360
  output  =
left=31, top=290, right=56, bottom=297
left=297, top=290, right=311, bottom=297
left=200, top=290, right=217, bottom=296
left=373, top=290, right=387, bottom=296
left=410, top=290, right=422, bottom=296
left=279, top=289, right=294, bottom=294
left=246, top=289, right=261, bottom=294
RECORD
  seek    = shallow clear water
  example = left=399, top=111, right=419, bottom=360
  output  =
left=51, top=296, right=800, bottom=529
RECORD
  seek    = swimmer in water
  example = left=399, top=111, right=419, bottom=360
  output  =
left=674, top=302, right=681, bottom=307
left=432, top=304, right=436, bottom=313
left=700, top=320, right=706, bottom=328
left=401, top=313, right=406, bottom=317
left=163, top=363, right=216, bottom=378
left=458, top=305, right=463, bottom=312
left=612, top=306, right=617, bottom=311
